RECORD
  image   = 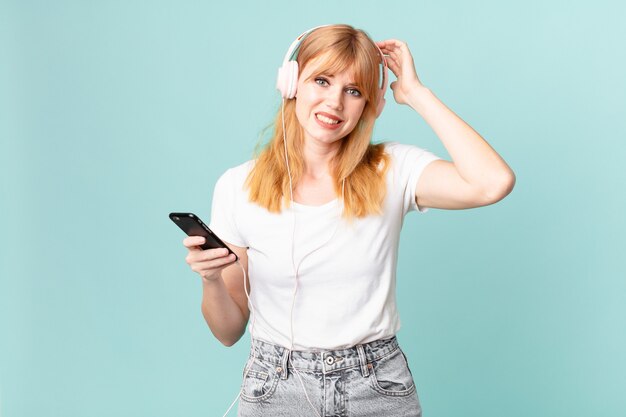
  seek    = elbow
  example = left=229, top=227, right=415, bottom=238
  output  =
left=499, top=169, right=516, bottom=197
left=484, top=170, right=516, bottom=204
left=216, top=331, right=244, bottom=347
left=201, top=306, right=246, bottom=348
left=219, top=337, right=239, bottom=347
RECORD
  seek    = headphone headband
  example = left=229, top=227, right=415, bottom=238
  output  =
left=280, top=25, right=331, bottom=66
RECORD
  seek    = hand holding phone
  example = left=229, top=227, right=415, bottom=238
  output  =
left=169, top=212, right=238, bottom=261
left=170, top=212, right=239, bottom=282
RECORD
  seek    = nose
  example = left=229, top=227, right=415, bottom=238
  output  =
left=325, top=86, right=343, bottom=111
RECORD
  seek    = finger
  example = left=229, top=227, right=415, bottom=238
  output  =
left=384, top=43, right=409, bottom=60
left=377, top=44, right=398, bottom=57
left=384, top=47, right=416, bottom=76
left=200, top=247, right=231, bottom=260
left=377, top=39, right=403, bottom=48
left=186, top=247, right=230, bottom=265
left=192, top=247, right=230, bottom=262
left=377, top=39, right=406, bottom=53
left=387, top=39, right=407, bottom=47
left=183, top=236, right=206, bottom=249
left=384, top=49, right=402, bottom=65
left=381, top=51, right=403, bottom=72
left=384, top=55, right=401, bottom=75
left=379, top=41, right=412, bottom=62
left=191, top=254, right=237, bottom=271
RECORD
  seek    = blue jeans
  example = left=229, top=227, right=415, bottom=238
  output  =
left=237, top=336, right=422, bottom=417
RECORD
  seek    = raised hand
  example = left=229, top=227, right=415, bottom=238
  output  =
left=377, top=39, right=425, bottom=106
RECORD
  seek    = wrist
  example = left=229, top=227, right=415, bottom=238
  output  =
left=406, top=85, right=433, bottom=112
left=201, top=273, right=223, bottom=288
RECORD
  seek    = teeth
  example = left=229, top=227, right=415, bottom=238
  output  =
left=316, top=114, right=340, bottom=125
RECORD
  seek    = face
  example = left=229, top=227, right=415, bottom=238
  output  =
left=294, top=56, right=367, bottom=149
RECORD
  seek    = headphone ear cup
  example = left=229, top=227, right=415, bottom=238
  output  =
left=277, top=61, right=299, bottom=99
left=286, top=60, right=299, bottom=98
left=276, top=64, right=289, bottom=98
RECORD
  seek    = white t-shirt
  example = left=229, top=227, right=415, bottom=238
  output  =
left=209, top=142, right=441, bottom=350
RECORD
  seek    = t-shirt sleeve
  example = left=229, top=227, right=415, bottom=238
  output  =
left=209, top=168, right=247, bottom=248
left=388, top=142, right=443, bottom=214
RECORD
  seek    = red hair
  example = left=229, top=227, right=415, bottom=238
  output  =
left=246, top=24, right=390, bottom=219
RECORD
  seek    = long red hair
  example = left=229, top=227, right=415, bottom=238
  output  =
left=246, top=24, right=390, bottom=219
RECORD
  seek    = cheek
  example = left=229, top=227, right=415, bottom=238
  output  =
left=294, top=97, right=308, bottom=126
left=347, top=102, right=366, bottom=123
left=295, top=85, right=319, bottom=121
left=341, top=103, right=365, bottom=134
left=297, top=84, right=322, bottom=104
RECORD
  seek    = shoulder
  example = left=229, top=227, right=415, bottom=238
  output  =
left=380, top=141, right=443, bottom=189
left=381, top=141, right=440, bottom=170
left=383, top=141, right=430, bottom=158
left=216, top=159, right=256, bottom=187
left=212, top=160, right=256, bottom=203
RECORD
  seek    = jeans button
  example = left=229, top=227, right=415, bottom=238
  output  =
left=325, top=355, right=335, bottom=365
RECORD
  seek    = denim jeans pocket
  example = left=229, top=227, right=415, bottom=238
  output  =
left=240, top=357, right=280, bottom=403
left=369, top=348, right=416, bottom=397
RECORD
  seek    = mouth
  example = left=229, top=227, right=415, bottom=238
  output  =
left=315, top=112, right=344, bottom=129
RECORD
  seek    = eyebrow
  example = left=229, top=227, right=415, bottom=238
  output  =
left=316, top=72, right=360, bottom=87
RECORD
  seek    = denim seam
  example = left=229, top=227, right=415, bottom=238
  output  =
left=368, top=348, right=416, bottom=398
left=240, top=368, right=280, bottom=403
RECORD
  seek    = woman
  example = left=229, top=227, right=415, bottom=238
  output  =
left=183, top=24, right=515, bottom=417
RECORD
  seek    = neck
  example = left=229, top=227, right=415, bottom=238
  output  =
left=302, top=138, right=340, bottom=179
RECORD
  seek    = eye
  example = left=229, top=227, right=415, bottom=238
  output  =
left=346, top=88, right=362, bottom=97
left=315, top=77, right=329, bottom=87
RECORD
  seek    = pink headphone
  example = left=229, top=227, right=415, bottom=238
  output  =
left=276, top=25, right=389, bottom=118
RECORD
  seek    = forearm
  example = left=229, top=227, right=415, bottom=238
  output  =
left=407, top=86, right=515, bottom=193
left=200, top=275, right=248, bottom=347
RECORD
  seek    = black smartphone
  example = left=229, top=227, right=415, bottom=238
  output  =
left=169, top=212, right=238, bottom=261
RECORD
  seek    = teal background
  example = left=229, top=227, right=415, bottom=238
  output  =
left=1, top=0, right=625, bottom=416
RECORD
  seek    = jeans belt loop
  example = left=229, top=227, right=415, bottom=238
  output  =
left=356, top=344, right=370, bottom=378
left=280, top=347, right=290, bottom=380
